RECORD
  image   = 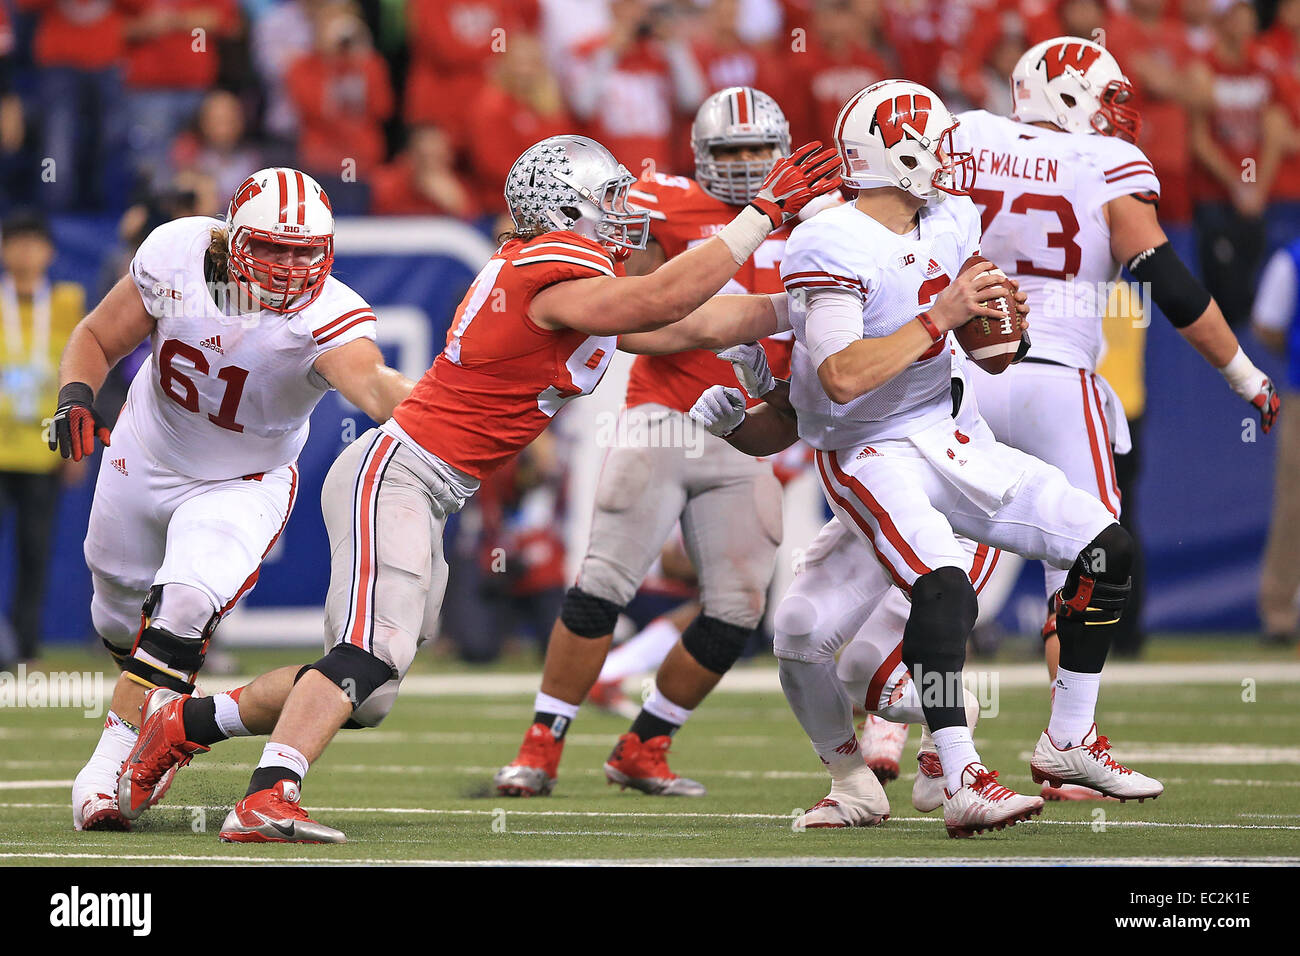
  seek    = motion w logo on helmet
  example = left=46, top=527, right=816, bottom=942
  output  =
left=1039, top=42, right=1102, bottom=81
left=869, top=94, right=932, bottom=149
left=228, top=175, right=263, bottom=217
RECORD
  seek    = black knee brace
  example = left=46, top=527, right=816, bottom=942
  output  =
left=121, top=586, right=218, bottom=695
left=304, top=643, right=395, bottom=711
left=680, top=614, right=751, bottom=675
left=559, top=587, right=623, bottom=638
left=1058, top=523, right=1133, bottom=626
left=1057, top=524, right=1133, bottom=674
left=900, top=567, right=977, bottom=731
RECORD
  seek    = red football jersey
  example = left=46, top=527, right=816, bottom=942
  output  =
left=393, top=231, right=621, bottom=479
left=624, top=173, right=794, bottom=414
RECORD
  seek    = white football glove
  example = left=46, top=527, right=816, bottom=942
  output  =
left=717, top=342, right=774, bottom=398
left=689, top=385, right=747, bottom=438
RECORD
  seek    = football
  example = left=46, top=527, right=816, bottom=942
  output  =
left=953, top=255, right=1021, bottom=374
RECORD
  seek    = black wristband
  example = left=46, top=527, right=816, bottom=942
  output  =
left=57, top=381, right=94, bottom=409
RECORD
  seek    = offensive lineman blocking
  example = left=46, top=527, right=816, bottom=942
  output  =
left=54, top=168, right=416, bottom=831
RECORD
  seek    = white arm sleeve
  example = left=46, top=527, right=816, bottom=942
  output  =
left=805, top=289, right=865, bottom=367
left=1252, top=249, right=1296, bottom=333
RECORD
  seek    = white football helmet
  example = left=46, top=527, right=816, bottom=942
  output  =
left=226, top=167, right=334, bottom=313
left=833, top=79, right=974, bottom=204
left=691, top=86, right=790, bottom=205
left=505, top=135, right=649, bottom=258
left=1010, top=36, right=1141, bottom=142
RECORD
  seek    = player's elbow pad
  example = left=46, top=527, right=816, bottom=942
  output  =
left=1126, top=242, right=1212, bottom=330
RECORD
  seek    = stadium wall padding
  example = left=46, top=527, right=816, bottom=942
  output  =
left=1, top=215, right=1288, bottom=644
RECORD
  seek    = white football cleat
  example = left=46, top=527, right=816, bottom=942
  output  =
left=912, top=749, right=946, bottom=813
left=860, top=714, right=908, bottom=783
left=796, top=762, right=890, bottom=829
left=1030, top=724, right=1163, bottom=802
left=72, top=754, right=130, bottom=832
left=943, top=762, right=1044, bottom=838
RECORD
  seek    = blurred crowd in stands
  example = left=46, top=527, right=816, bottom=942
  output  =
left=0, top=1, right=1295, bottom=232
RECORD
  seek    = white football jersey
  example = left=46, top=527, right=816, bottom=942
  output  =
left=953, top=110, right=1160, bottom=370
left=122, top=216, right=377, bottom=480
left=782, top=196, right=983, bottom=449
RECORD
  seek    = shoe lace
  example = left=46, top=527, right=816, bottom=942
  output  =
left=640, top=736, right=679, bottom=779
left=970, top=768, right=1013, bottom=801
left=517, top=726, right=560, bottom=766
left=136, top=739, right=192, bottom=788
left=268, top=794, right=311, bottom=821
left=1085, top=735, right=1132, bottom=775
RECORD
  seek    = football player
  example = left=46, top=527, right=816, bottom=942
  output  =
left=117, top=132, right=842, bottom=842
left=690, top=348, right=1003, bottom=832
left=57, top=168, right=416, bottom=831
left=495, top=87, right=823, bottom=799
left=777, top=77, right=1168, bottom=837
left=950, top=37, right=1279, bottom=797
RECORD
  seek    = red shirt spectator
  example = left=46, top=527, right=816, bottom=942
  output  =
left=405, top=0, right=540, bottom=147
left=1106, top=0, right=1197, bottom=221
left=1258, top=0, right=1300, bottom=201
left=17, top=0, right=132, bottom=70
left=123, top=0, right=239, bottom=89
left=370, top=127, right=481, bottom=218
left=287, top=10, right=394, bottom=177
left=761, top=1, right=890, bottom=147
left=692, top=0, right=763, bottom=93
left=466, top=34, right=574, bottom=212
left=1188, top=4, right=1284, bottom=210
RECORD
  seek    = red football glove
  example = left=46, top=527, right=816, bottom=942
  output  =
left=1252, top=376, right=1281, bottom=434
left=48, top=382, right=111, bottom=461
left=749, top=141, right=843, bottom=227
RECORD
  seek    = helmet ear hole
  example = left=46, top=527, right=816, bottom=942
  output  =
left=1060, top=93, right=1077, bottom=108
left=559, top=205, right=581, bottom=222
left=900, top=155, right=918, bottom=170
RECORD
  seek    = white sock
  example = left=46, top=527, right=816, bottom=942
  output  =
left=932, top=726, right=981, bottom=794
left=258, top=742, right=310, bottom=781
left=1047, top=667, right=1101, bottom=747
left=643, top=684, right=692, bottom=727
left=78, top=710, right=137, bottom=786
left=213, top=692, right=250, bottom=737
left=533, top=692, right=580, bottom=721
left=599, top=617, right=682, bottom=683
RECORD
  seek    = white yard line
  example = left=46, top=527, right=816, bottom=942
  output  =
left=189, top=661, right=1300, bottom=696
left=0, top=851, right=1294, bottom=866
left=4, top=800, right=1300, bottom=830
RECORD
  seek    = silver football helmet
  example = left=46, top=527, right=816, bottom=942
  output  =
left=505, top=135, right=649, bottom=255
left=691, top=87, right=790, bottom=205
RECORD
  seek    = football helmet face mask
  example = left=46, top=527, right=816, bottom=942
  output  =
left=691, top=86, right=791, bottom=205
left=834, top=79, right=975, bottom=204
left=505, top=135, right=649, bottom=259
left=1011, top=36, right=1142, bottom=143
left=227, top=168, right=335, bottom=313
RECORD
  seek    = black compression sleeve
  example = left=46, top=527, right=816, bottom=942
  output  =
left=1126, top=241, right=1212, bottom=329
